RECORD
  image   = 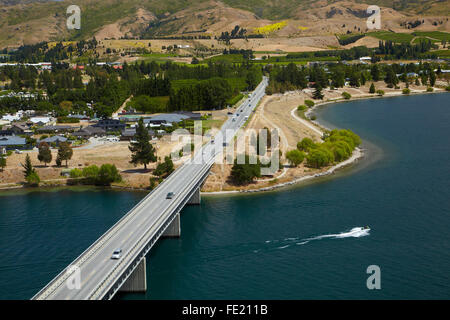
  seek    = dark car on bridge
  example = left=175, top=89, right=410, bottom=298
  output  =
left=166, top=192, right=175, bottom=199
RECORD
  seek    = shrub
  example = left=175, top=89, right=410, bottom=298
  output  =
left=376, top=90, right=385, bottom=96
left=304, top=100, right=315, bottom=108
left=402, top=88, right=411, bottom=94
left=297, top=105, right=307, bottom=112
left=149, top=177, right=158, bottom=190
left=97, top=164, right=122, bottom=186
left=153, top=156, right=174, bottom=177
left=342, top=92, right=351, bottom=100
left=26, top=171, right=40, bottom=186
left=427, top=87, right=433, bottom=92
left=69, top=168, right=83, bottom=178
left=310, top=115, right=317, bottom=120
left=306, top=147, right=334, bottom=168
left=446, top=86, right=450, bottom=92
left=297, top=138, right=316, bottom=152
left=286, top=149, right=305, bottom=166
left=82, top=165, right=100, bottom=183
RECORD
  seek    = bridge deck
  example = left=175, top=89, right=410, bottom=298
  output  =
left=32, top=77, right=268, bottom=300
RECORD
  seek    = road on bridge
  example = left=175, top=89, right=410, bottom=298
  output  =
left=32, top=77, right=269, bottom=300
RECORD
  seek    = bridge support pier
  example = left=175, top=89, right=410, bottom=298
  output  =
left=119, top=257, right=147, bottom=293
left=162, top=213, right=180, bottom=238
left=188, top=187, right=201, bottom=205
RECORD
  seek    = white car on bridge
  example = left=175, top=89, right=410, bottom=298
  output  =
left=111, top=249, right=122, bottom=260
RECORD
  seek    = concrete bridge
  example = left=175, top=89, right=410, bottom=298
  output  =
left=32, top=77, right=269, bottom=300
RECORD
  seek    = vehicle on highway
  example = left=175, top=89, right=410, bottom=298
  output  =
left=166, top=192, right=175, bottom=199
left=111, top=249, right=122, bottom=260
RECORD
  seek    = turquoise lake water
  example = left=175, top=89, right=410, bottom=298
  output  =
left=0, top=93, right=449, bottom=299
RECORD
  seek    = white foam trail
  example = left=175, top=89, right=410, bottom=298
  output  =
left=305, top=227, right=370, bottom=241
left=263, top=227, right=370, bottom=251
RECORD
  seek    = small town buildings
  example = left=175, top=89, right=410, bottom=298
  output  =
left=120, top=128, right=136, bottom=141
left=93, top=119, right=126, bottom=132
left=0, top=136, right=27, bottom=150
left=38, top=135, right=68, bottom=147
left=10, top=123, right=33, bottom=135
left=1, top=114, right=21, bottom=122
left=74, top=126, right=106, bottom=138
left=37, top=125, right=75, bottom=134
left=29, top=116, right=53, bottom=126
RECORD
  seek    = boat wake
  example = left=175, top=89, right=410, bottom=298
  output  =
left=262, top=227, right=370, bottom=251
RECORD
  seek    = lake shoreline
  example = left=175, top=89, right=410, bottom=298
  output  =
left=0, top=88, right=447, bottom=194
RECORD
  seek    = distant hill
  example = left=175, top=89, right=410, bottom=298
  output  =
left=0, top=0, right=449, bottom=47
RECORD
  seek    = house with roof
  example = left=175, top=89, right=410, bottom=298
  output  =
left=37, top=125, right=75, bottom=134
left=93, top=119, right=126, bottom=132
left=120, top=128, right=155, bottom=141
left=38, top=135, right=69, bottom=147
left=29, top=116, right=53, bottom=126
left=0, top=136, right=27, bottom=150
left=10, top=123, right=33, bottom=135
left=74, top=126, right=106, bottom=138
left=143, top=113, right=192, bottom=128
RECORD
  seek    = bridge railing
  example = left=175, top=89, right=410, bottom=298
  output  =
left=32, top=157, right=193, bottom=299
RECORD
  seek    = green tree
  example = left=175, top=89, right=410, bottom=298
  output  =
left=37, top=142, right=52, bottom=167
left=313, top=84, right=324, bottom=100
left=306, top=147, right=334, bottom=168
left=0, top=154, right=6, bottom=171
left=97, top=164, right=122, bottom=186
left=246, top=67, right=262, bottom=91
left=26, top=171, right=40, bottom=186
left=342, top=92, right=351, bottom=100
left=371, top=64, right=380, bottom=81
left=429, top=71, right=436, bottom=87
left=230, top=155, right=261, bottom=185
left=57, top=142, right=73, bottom=167
left=384, top=67, right=398, bottom=87
left=22, top=154, right=34, bottom=179
left=154, top=156, right=174, bottom=177
left=304, top=100, right=315, bottom=108
left=129, top=118, right=157, bottom=170
left=286, top=149, right=305, bottom=167
left=369, top=83, right=376, bottom=94
left=297, top=138, right=316, bottom=152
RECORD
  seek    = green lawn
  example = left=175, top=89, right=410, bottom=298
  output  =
left=412, top=31, right=450, bottom=42
left=366, top=31, right=415, bottom=43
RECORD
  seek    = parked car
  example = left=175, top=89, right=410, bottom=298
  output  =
left=111, top=249, right=122, bottom=260
left=15, top=149, right=23, bottom=154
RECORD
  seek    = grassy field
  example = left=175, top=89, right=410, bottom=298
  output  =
left=428, top=49, right=450, bottom=57
left=204, top=54, right=246, bottom=64
left=412, top=31, right=450, bottom=42
left=366, top=31, right=450, bottom=44
left=366, top=31, right=415, bottom=43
